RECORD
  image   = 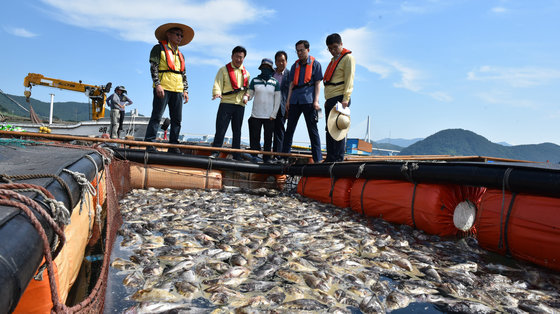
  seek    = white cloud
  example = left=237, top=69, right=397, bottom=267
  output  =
left=476, top=90, right=539, bottom=108
left=324, top=25, right=449, bottom=101
left=38, top=0, right=273, bottom=56
left=389, top=61, right=422, bottom=92
left=4, top=26, right=37, bottom=38
left=467, top=66, right=560, bottom=87
left=491, top=6, right=507, bottom=14
left=428, top=91, right=453, bottom=102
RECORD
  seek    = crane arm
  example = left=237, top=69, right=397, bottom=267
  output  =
left=23, top=73, right=112, bottom=120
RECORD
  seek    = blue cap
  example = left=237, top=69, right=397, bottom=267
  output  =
left=258, top=58, right=274, bottom=70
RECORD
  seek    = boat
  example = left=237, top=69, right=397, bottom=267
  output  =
left=4, top=111, right=150, bottom=139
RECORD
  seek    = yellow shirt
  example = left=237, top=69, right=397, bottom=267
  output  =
left=212, top=63, right=251, bottom=106
left=324, top=53, right=355, bottom=102
left=156, top=43, right=184, bottom=92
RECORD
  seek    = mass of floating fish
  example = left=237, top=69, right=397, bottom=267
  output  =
left=110, top=187, right=560, bottom=313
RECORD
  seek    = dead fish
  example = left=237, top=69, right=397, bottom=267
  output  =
left=421, top=265, right=442, bottom=282
left=238, top=280, right=277, bottom=293
left=252, top=263, right=278, bottom=280
left=281, top=299, right=328, bottom=311
left=174, top=281, right=198, bottom=298
left=165, top=258, right=194, bottom=274
left=229, top=254, right=248, bottom=266
left=130, top=288, right=183, bottom=303
left=360, top=295, right=385, bottom=313
left=386, top=291, right=411, bottom=311
left=111, top=257, right=137, bottom=271
left=123, top=271, right=144, bottom=287
left=123, top=302, right=189, bottom=314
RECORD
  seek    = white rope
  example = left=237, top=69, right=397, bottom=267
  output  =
left=14, top=188, right=70, bottom=226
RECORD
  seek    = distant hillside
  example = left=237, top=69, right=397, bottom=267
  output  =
left=1, top=91, right=91, bottom=121
left=376, top=137, right=423, bottom=148
left=399, top=129, right=560, bottom=163
left=371, top=141, right=403, bottom=151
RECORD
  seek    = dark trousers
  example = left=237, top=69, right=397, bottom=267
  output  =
left=282, top=103, right=322, bottom=163
left=325, top=95, right=350, bottom=162
left=273, top=109, right=286, bottom=154
left=212, top=103, right=245, bottom=157
left=248, top=117, right=274, bottom=161
left=117, top=110, right=125, bottom=133
left=144, top=89, right=183, bottom=144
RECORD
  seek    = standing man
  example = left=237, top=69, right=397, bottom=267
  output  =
left=210, top=46, right=250, bottom=160
left=247, top=58, right=281, bottom=163
left=107, top=85, right=132, bottom=139
left=272, top=51, right=290, bottom=161
left=323, top=33, right=355, bottom=162
left=116, top=87, right=133, bottom=138
left=144, top=23, right=194, bottom=153
left=282, top=40, right=323, bottom=163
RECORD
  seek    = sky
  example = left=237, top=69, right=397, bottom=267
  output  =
left=1, top=0, right=559, bottom=146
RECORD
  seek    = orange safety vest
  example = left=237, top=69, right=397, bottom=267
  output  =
left=323, top=48, right=351, bottom=85
left=159, top=41, right=185, bottom=73
left=293, top=56, right=315, bottom=87
left=226, top=63, right=248, bottom=91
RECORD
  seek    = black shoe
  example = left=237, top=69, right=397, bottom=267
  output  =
left=209, top=152, right=220, bottom=159
left=167, top=147, right=182, bottom=154
left=146, top=146, right=157, bottom=153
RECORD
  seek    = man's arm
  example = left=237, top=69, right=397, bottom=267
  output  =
left=149, top=45, right=165, bottom=99
left=212, top=67, right=224, bottom=100
left=286, top=83, right=293, bottom=114
left=182, top=68, right=189, bottom=103
left=313, top=80, right=321, bottom=110
left=342, top=55, right=356, bottom=107
left=312, top=61, right=323, bottom=110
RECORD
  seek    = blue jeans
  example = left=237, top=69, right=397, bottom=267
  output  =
left=325, top=95, right=350, bottom=162
left=282, top=103, right=322, bottom=163
left=212, top=103, right=245, bottom=158
left=144, top=89, right=183, bottom=144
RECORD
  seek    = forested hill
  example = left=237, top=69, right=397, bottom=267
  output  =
left=399, top=129, right=560, bottom=163
left=0, top=91, right=91, bottom=121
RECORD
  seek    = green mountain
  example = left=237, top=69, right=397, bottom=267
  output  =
left=0, top=91, right=91, bottom=121
left=399, top=129, right=560, bottom=163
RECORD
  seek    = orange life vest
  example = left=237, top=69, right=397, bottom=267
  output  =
left=159, top=41, right=185, bottom=73
left=226, top=63, right=248, bottom=91
left=323, top=48, right=351, bottom=85
left=293, top=56, right=315, bottom=87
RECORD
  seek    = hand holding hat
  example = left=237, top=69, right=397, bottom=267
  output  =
left=327, top=102, right=351, bottom=141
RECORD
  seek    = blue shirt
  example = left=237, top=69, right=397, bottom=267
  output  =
left=273, top=68, right=290, bottom=115
left=288, top=56, right=322, bottom=105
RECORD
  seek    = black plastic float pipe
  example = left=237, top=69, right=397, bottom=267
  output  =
left=111, top=147, right=560, bottom=198
left=0, top=152, right=103, bottom=313
left=288, top=161, right=560, bottom=198
left=111, top=148, right=286, bottom=175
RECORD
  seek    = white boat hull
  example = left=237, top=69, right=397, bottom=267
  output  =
left=9, top=116, right=150, bottom=139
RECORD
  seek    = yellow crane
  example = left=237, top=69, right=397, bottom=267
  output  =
left=23, top=73, right=112, bottom=120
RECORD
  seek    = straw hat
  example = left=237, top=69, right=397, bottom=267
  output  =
left=155, top=23, right=194, bottom=46
left=327, top=105, right=351, bottom=141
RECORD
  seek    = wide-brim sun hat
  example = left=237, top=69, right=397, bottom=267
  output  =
left=155, top=23, right=195, bottom=46
left=327, top=105, right=351, bottom=141
left=115, top=86, right=127, bottom=94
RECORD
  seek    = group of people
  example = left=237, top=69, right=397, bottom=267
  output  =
left=143, top=22, right=355, bottom=163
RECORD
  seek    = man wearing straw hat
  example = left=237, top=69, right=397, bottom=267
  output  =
left=144, top=22, right=194, bottom=154
left=323, top=33, right=355, bottom=162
